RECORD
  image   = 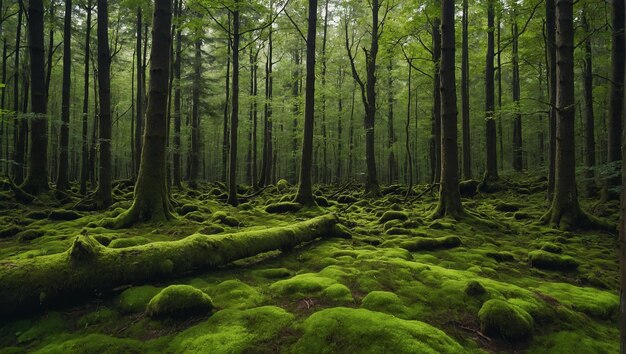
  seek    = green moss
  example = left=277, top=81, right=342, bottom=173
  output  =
left=77, top=308, right=120, bottom=328
left=485, top=251, right=515, bottom=262
left=378, top=211, right=408, bottom=223
left=321, top=284, right=354, bottom=303
left=528, top=250, right=579, bottom=271
left=108, top=236, right=150, bottom=248
left=0, top=225, right=22, bottom=238
left=337, top=195, right=358, bottom=204
left=16, top=229, right=45, bottom=242
left=540, top=242, right=562, bottom=254
left=292, top=307, right=464, bottom=353
left=361, top=291, right=409, bottom=317
left=464, top=280, right=486, bottom=296
left=179, top=204, right=200, bottom=216
left=212, top=211, right=241, bottom=226
left=184, top=211, right=205, bottom=222
left=265, top=202, right=302, bottom=214
left=168, top=306, right=294, bottom=353
left=533, top=282, right=619, bottom=319
left=270, top=273, right=339, bottom=299
left=48, top=210, right=82, bottom=221
left=251, top=267, right=292, bottom=279
left=147, top=285, right=213, bottom=318
left=16, top=312, right=67, bottom=344
left=529, top=331, right=619, bottom=354
left=207, top=280, right=264, bottom=309
left=198, top=224, right=225, bottom=235
left=399, top=236, right=462, bottom=251
left=478, top=299, right=533, bottom=341
left=33, top=334, right=144, bottom=354
left=117, top=285, right=161, bottom=313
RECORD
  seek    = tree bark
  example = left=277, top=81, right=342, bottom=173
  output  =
left=172, top=1, right=182, bottom=189
left=320, top=0, right=329, bottom=184
left=80, top=1, right=92, bottom=195
left=511, top=15, right=523, bottom=171
left=12, top=3, right=23, bottom=184
left=387, top=57, right=397, bottom=184
left=430, top=10, right=441, bottom=184
left=484, top=0, right=498, bottom=181
left=259, top=25, right=273, bottom=188
left=104, top=0, right=173, bottom=228
left=56, top=0, right=72, bottom=191
left=188, top=38, right=201, bottom=189
left=546, top=0, right=557, bottom=199
left=294, top=0, right=318, bottom=206
left=134, top=7, right=143, bottom=179
left=21, top=0, right=49, bottom=194
left=582, top=12, right=596, bottom=197
left=432, top=0, right=464, bottom=219
left=461, top=0, right=472, bottom=179
left=222, top=14, right=231, bottom=184
left=227, top=5, right=240, bottom=206
left=94, top=0, right=112, bottom=207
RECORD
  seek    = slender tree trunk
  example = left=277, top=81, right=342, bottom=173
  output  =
left=511, top=16, right=523, bottom=171
left=80, top=1, right=92, bottom=195
left=21, top=0, right=49, bottom=194
left=582, top=13, right=596, bottom=197
left=432, top=0, right=464, bottom=219
left=294, top=0, right=318, bottom=206
left=44, top=1, right=54, bottom=103
left=430, top=10, right=441, bottom=184
left=222, top=14, right=231, bottom=184
left=95, top=0, right=112, bottom=207
left=189, top=38, right=201, bottom=188
left=290, top=49, right=300, bottom=184
left=364, top=0, right=381, bottom=197
left=172, top=2, right=182, bottom=189
left=134, top=7, right=143, bottom=179
left=252, top=47, right=259, bottom=189
left=259, top=25, right=273, bottom=187
left=348, top=80, right=355, bottom=179
left=484, top=0, right=498, bottom=181
left=105, top=0, right=173, bottom=228
left=497, top=14, right=504, bottom=172
left=405, top=62, right=413, bottom=196
left=56, top=0, right=72, bottom=191
left=604, top=0, right=624, bottom=199
left=320, top=0, right=329, bottom=184
left=12, top=3, right=22, bottom=184
left=227, top=5, right=240, bottom=206
left=387, top=57, right=397, bottom=184
left=336, top=67, right=344, bottom=182
left=461, top=0, right=472, bottom=179
left=546, top=0, right=557, bottom=199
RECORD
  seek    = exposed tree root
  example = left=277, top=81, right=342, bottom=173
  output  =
left=0, top=214, right=349, bottom=316
left=540, top=206, right=616, bottom=232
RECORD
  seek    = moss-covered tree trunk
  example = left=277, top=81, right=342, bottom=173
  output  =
left=104, top=0, right=173, bottom=228
left=0, top=215, right=347, bottom=316
left=294, top=0, right=318, bottom=207
left=432, top=0, right=464, bottom=219
left=21, top=0, right=49, bottom=194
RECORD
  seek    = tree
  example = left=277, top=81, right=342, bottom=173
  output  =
left=483, top=0, right=498, bottom=183
left=21, top=0, right=49, bottom=194
left=12, top=2, right=23, bottom=184
left=135, top=7, right=143, bottom=179
left=461, top=0, right=471, bottom=179
left=546, top=0, right=557, bottom=199
left=226, top=2, right=240, bottom=206
left=94, top=0, right=112, bottom=207
left=511, top=10, right=522, bottom=171
left=105, top=0, right=173, bottom=228
left=80, top=0, right=93, bottom=195
left=432, top=0, right=464, bottom=219
left=189, top=36, right=201, bottom=188
left=293, top=0, right=318, bottom=206
left=172, top=0, right=183, bottom=189
left=56, top=0, right=72, bottom=192
left=581, top=12, right=596, bottom=197
left=430, top=2, right=441, bottom=184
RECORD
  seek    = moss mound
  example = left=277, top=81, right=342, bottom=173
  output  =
left=270, top=273, right=339, bottom=299
left=146, top=285, right=214, bottom=318
left=292, top=307, right=463, bottom=353
left=117, top=285, right=161, bottom=313
left=378, top=211, right=408, bottom=223
left=108, top=236, right=151, bottom=248
left=16, top=229, right=45, bottom=242
left=207, top=280, right=264, bottom=309
left=528, top=250, right=579, bottom=271
left=478, top=299, right=533, bottom=341
left=48, top=209, right=82, bottom=221
left=33, top=333, right=144, bottom=354
left=179, top=204, right=200, bottom=216
left=360, top=291, right=408, bottom=316
left=399, top=236, right=461, bottom=251
left=533, top=282, right=619, bottom=319
left=265, top=202, right=302, bottom=214
left=168, top=306, right=293, bottom=353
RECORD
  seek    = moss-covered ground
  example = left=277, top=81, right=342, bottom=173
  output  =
left=0, top=175, right=620, bottom=353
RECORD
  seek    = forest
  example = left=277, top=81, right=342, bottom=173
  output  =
left=0, top=0, right=624, bottom=352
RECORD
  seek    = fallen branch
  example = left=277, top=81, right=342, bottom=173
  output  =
left=329, top=180, right=355, bottom=199
left=409, top=183, right=439, bottom=203
left=0, top=214, right=349, bottom=316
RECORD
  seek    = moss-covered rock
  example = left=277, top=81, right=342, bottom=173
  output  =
left=459, top=179, right=479, bottom=197
left=117, top=285, right=161, bottom=313
left=146, top=285, right=213, bottom=318
left=361, top=291, right=408, bottom=317
left=478, top=299, right=533, bottom=341
left=25, top=210, right=49, bottom=220
left=321, top=284, right=354, bottom=303
left=179, top=204, right=200, bottom=216
left=485, top=251, right=515, bottom=262
left=48, top=210, right=82, bottom=221
left=540, top=242, right=562, bottom=254
left=270, top=273, right=338, bottom=299
left=17, top=312, right=67, bottom=344
left=528, top=250, right=579, bottom=271
left=464, top=280, right=486, bottom=296
left=108, top=236, right=150, bottom=249
left=533, top=282, right=619, bottom=319
left=399, top=236, right=461, bottom=251
left=378, top=211, right=408, bottom=223
left=33, top=333, right=144, bottom=354
left=265, top=202, right=302, bottom=214
left=198, top=224, right=225, bottom=235
left=16, top=229, right=45, bottom=242
left=0, top=225, right=22, bottom=238
left=292, top=307, right=463, bottom=353
left=494, top=202, right=522, bottom=212
left=212, top=211, right=241, bottom=226
left=207, top=280, right=263, bottom=309
left=337, top=194, right=358, bottom=204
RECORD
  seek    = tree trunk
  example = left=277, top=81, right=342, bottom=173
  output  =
left=259, top=26, right=273, bottom=188
left=364, top=0, right=381, bottom=197
left=582, top=13, right=596, bottom=197
left=80, top=1, right=92, bottom=195
left=12, top=3, right=23, bottom=184
left=511, top=16, right=523, bottom=171
left=0, top=215, right=346, bottom=316
left=546, top=0, right=557, bottom=199
left=430, top=11, right=441, bottom=184
left=320, top=0, right=329, bottom=184
left=56, top=0, right=72, bottom=192
left=21, top=0, right=49, bottom=194
left=294, top=0, right=318, bottom=207
left=252, top=47, right=259, bottom=189
left=222, top=15, right=231, bottom=184
left=604, top=0, right=624, bottom=199
left=542, top=0, right=592, bottom=230
left=336, top=67, right=344, bottom=182
left=461, top=0, right=471, bottom=179
left=189, top=38, right=201, bottom=188
left=484, top=0, right=498, bottom=181
left=290, top=49, right=300, bottom=184
left=134, top=7, right=143, bottom=179
left=227, top=6, right=240, bottom=206
left=104, top=0, right=173, bottom=228
left=405, top=62, right=413, bottom=195
left=172, top=1, right=182, bottom=189
left=432, top=0, right=464, bottom=219
left=44, top=1, right=54, bottom=103
left=94, top=0, right=112, bottom=207
left=387, top=57, right=397, bottom=184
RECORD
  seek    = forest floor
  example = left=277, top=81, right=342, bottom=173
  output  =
left=0, top=173, right=620, bottom=353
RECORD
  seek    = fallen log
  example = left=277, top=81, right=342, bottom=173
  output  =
left=0, top=214, right=349, bottom=316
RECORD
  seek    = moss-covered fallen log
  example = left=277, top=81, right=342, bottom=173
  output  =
left=0, top=214, right=349, bottom=316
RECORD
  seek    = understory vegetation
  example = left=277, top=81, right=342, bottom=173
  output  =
left=0, top=174, right=620, bottom=353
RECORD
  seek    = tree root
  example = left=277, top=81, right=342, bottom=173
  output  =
left=0, top=214, right=349, bottom=316
left=540, top=206, right=616, bottom=232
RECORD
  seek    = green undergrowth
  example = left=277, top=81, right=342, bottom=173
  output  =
left=0, top=177, right=620, bottom=353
